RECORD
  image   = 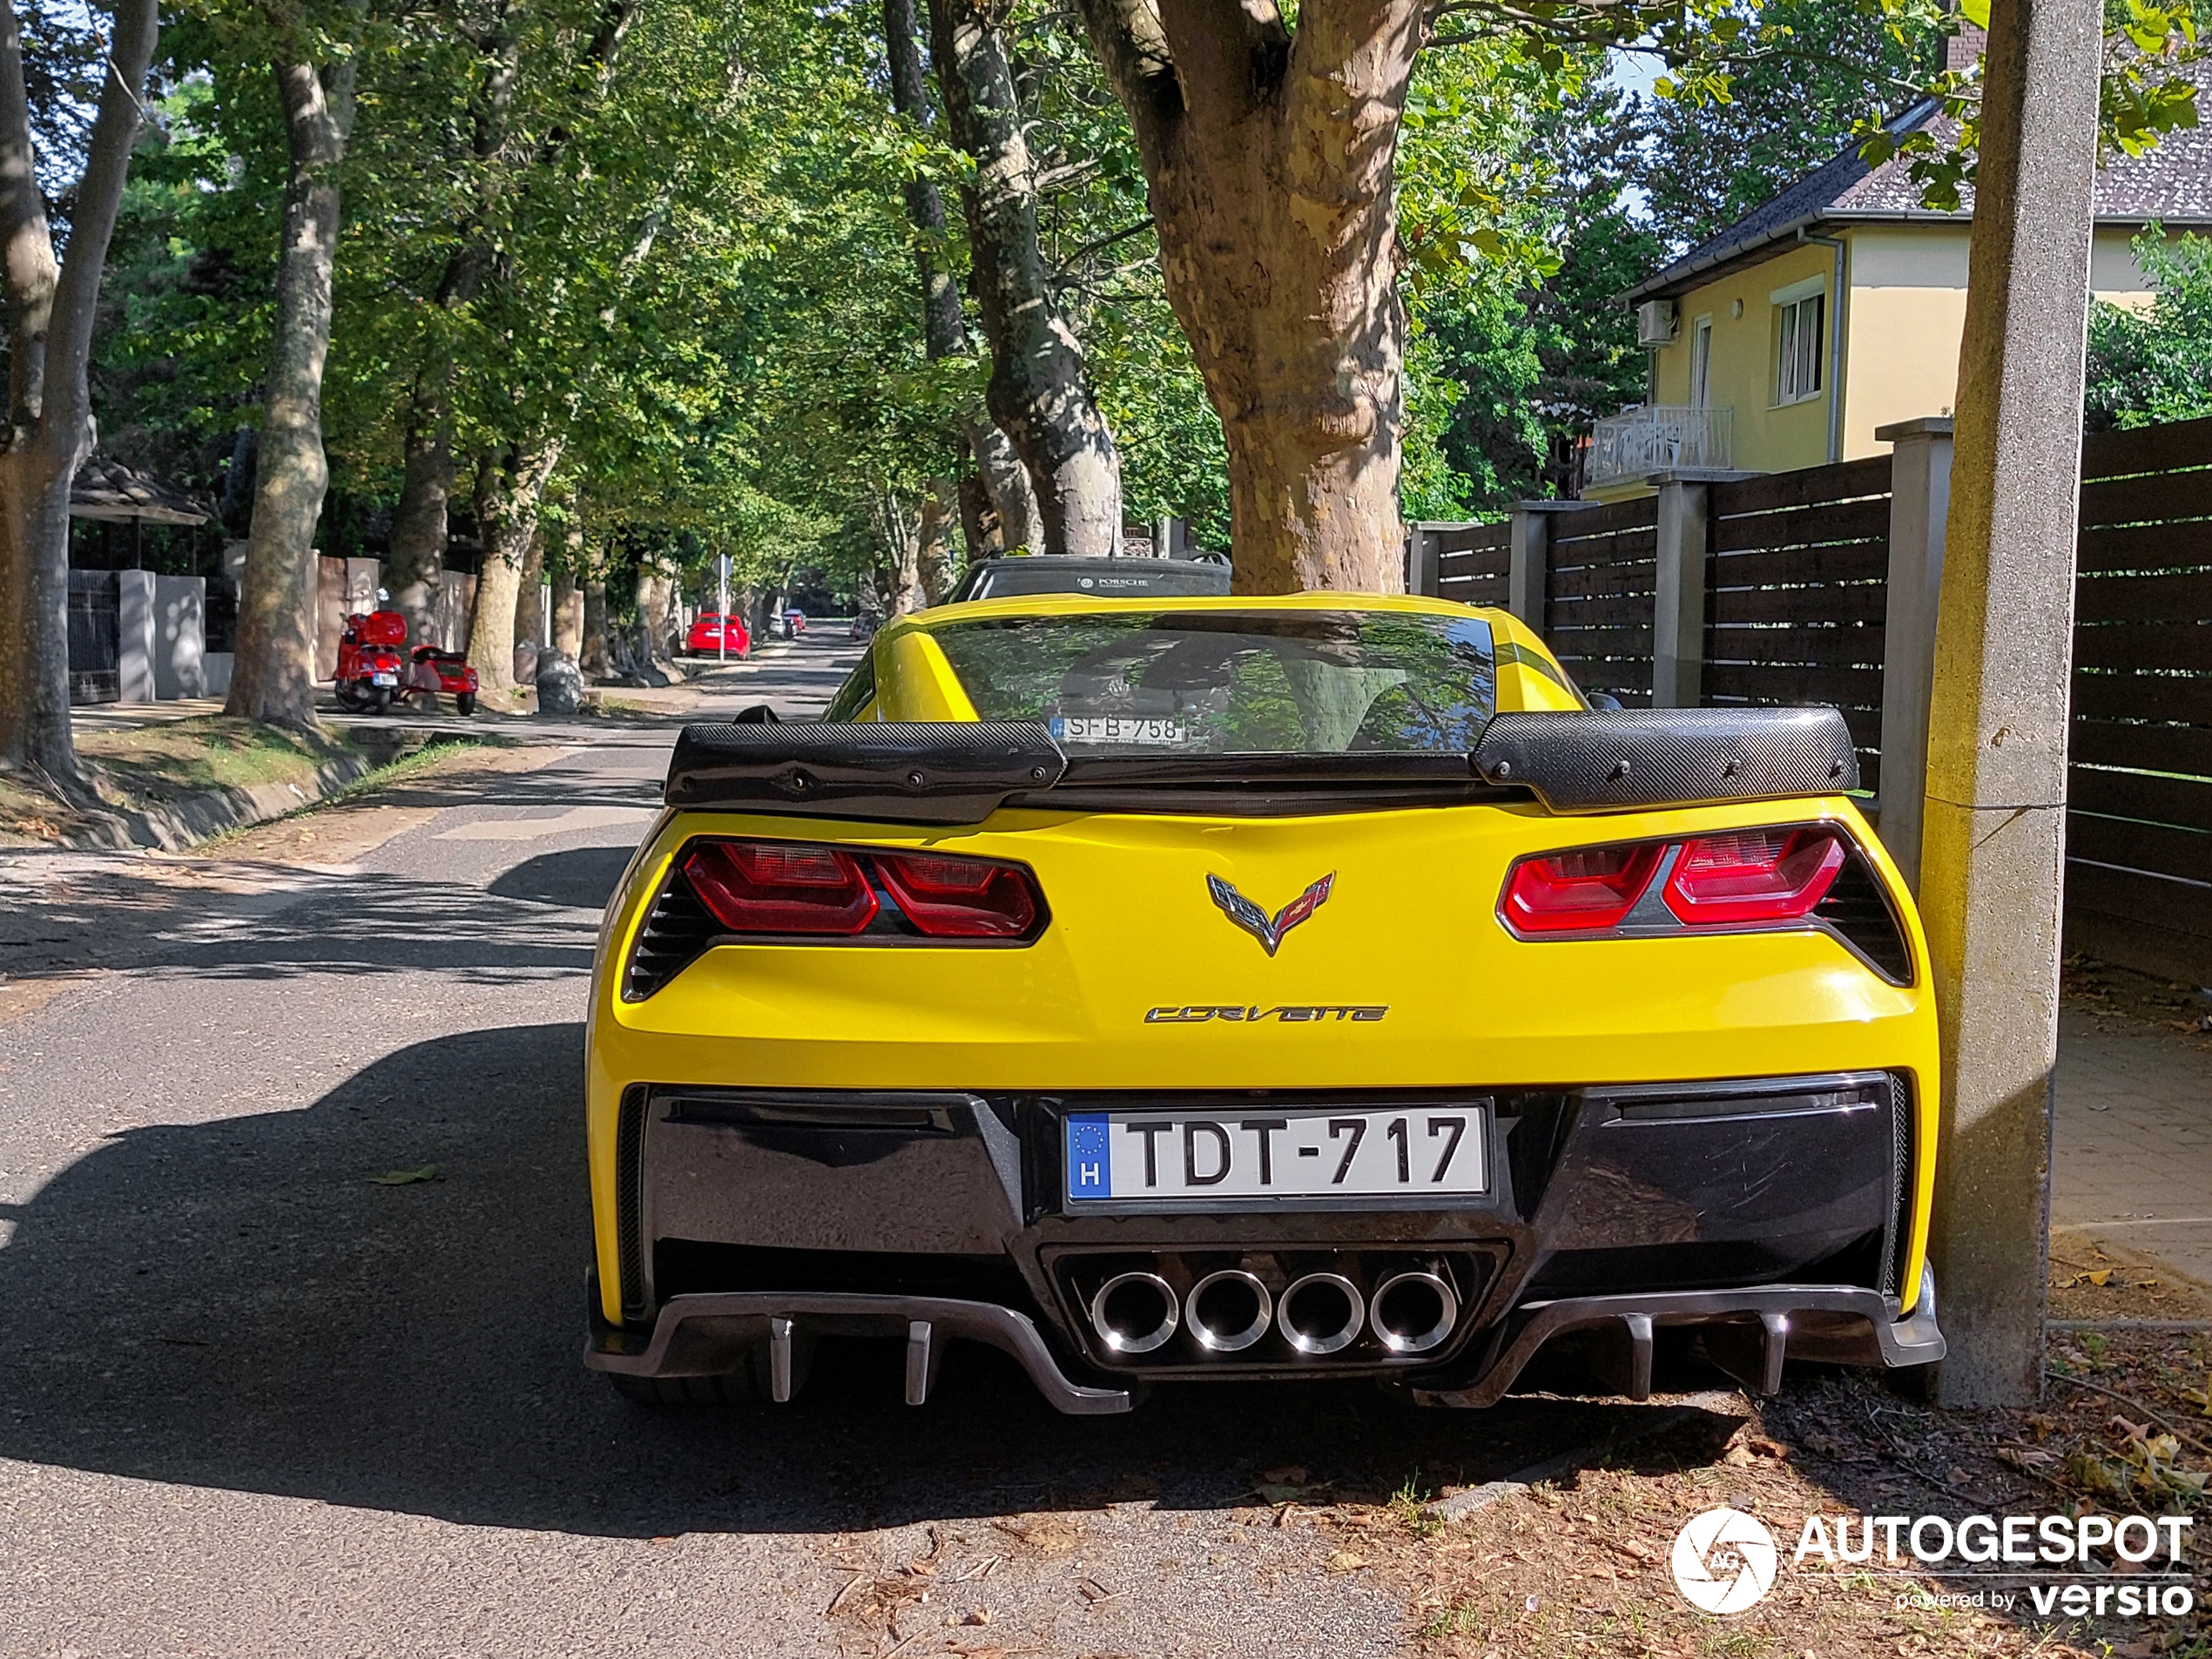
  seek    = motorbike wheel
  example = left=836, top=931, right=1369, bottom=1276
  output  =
left=367, top=686, right=393, bottom=716
left=334, top=685, right=364, bottom=711
left=455, top=692, right=476, bottom=716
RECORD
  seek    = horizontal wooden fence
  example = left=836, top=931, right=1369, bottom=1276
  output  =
left=1405, top=410, right=2212, bottom=982
left=1434, top=521, right=1510, bottom=610
left=2066, top=415, right=2212, bottom=981
left=1703, top=458, right=1893, bottom=797
left=1545, top=496, right=1658, bottom=707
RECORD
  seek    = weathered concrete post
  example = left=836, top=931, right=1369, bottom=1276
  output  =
left=1507, top=507, right=1546, bottom=628
left=1406, top=523, right=1443, bottom=597
left=1875, top=417, right=1956, bottom=892
left=1919, top=0, right=2100, bottom=1408
left=1649, top=474, right=1712, bottom=710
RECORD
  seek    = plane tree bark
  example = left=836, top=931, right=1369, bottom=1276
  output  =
left=1075, top=0, right=1420, bottom=592
left=926, top=0, right=1120, bottom=556
left=0, top=0, right=159, bottom=780
left=226, top=35, right=364, bottom=725
left=882, top=0, right=1045, bottom=555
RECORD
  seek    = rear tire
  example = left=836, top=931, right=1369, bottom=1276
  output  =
left=367, top=686, right=393, bottom=716
left=455, top=692, right=476, bottom=716
left=607, top=1363, right=760, bottom=1408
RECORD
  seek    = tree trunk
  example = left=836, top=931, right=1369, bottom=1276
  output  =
left=516, top=525, right=545, bottom=658
left=551, top=516, right=583, bottom=659
left=226, top=50, right=361, bottom=725
left=917, top=481, right=960, bottom=604
left=580, top=538, right=610, bottom=678
left=385, top=416, right=455, bottom=646
left=465, top=438, right=563, bottom=697
left=0, top=0, right=158, bottom=779
left=927, top=0, right=1122, bottom=555
left=967, top=415, right=1042, bottom=552
left=1074, top=0, right=1417, bottom=592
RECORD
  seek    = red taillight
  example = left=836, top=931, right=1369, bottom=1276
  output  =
left=875, top=849, right=1039, bottom=938
left=682, top=840, right=879, bottom=934
left=1663, top=826, right=1845, bottom=924
left=1502, top=843, right=1662, bottom=933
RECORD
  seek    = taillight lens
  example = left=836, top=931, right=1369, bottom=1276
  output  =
left=1663, top=826, right=1845, bottom=924
left=874, top=849, right=1039, bottom=937
left=682, top=840, right=879, bottom=934
left=1502, top=843, right=1662, bottom=933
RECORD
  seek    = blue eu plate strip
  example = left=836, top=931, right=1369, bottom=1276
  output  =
left=1065, top=1112, right=1110, bottom=1199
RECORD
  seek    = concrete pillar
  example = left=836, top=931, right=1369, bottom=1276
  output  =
left=1919, top=0, right=2101, bottom=1409
left=152, top=574, right=208, bottom=699
left=1507, top=509, right=1545, bottom=628
left=1650, top=475, right=1712, bottom=709
left=1406, top=523, right=1442, bottom=597
left=116, top=570, right=156, bottom=703
left=1875, top=418, right=1955, bottom=891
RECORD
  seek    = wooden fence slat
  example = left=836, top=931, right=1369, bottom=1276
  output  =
left=1709, top=583, right=1891, bottom=624
left=2072, top=621, right=2212, bottom=673
left=2063, top=860, right=2212, bottom=930
left=1703, top=662, right=1884, bottom=705
left=2079, top=466, right=2212, bottom=530
left=1550, top=593, right=1656, bottom=627
left=1435, top=524, right=1512, bottom=556
left=2074, top=518, right=2212, bottom=574
left=1706, top=542, right=1890, bottom=590
left=1703, top=631, right=1887, bottom=671
left=2069, top=766, right=2212, bottom=831
left=1710, top=455, right=1893, bottom=518
left=2070, top=671, right=2212, bottom=725
left=1548, top=624, right=1661, bottom=656
left=1548, top=530, right=1659, bottom=569
left=1547, top=563, right=1659, bottom=601
left=2071, top=718, right=2212, bottom=779
left=1546, top=499, right=1656, bottom=540
left=2082, top=415, right=2212, bottom=480
left=1711, top=496, right=1893, bottom=554
left=2065, top=813, right=2211, bottom=880
left=2074, top=569, right=2212, bottom=624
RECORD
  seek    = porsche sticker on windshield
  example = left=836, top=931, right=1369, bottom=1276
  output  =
left=1050, top=715, right=1189, bottom=745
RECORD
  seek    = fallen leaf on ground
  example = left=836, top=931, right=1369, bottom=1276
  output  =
left=1325, top=1550, right=1368, bottom=1574
left=368, top=1165, right=441, bottom=1184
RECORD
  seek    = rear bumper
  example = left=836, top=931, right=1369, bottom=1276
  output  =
left=590, top=1069, right=1939, bottom=1407
left=585, top=1271, right=1944, bottom=1415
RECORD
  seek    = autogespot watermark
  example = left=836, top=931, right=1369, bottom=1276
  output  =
left=1668, top=1507, right=2198, bottom=1618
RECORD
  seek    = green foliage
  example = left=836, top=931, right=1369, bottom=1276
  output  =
left=2086, top=223, right=2212, bottom=429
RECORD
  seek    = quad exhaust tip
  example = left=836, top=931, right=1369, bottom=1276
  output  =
left=1369, top=1268, right=1459, bottom=1355
left=1185, top=1269, right=1273, bottom=1353
left=1278, top=1272, right=1366, bottom=1355
left=1089, top=1270, right=1179, bottom=1354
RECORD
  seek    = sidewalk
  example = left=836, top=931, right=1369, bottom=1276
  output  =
left=2053, top=1001, right=2212, bottom=1287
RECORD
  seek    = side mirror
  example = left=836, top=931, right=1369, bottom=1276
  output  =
left=732, top=703, right=780, bottom=724
left=1586, top=692, right=1623, bottom=711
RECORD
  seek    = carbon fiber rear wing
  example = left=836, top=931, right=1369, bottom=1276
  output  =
left=662, top=707, right=1858, bottom=821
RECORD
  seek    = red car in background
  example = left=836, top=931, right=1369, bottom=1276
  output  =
left=685, top=612, right=751, bottom=658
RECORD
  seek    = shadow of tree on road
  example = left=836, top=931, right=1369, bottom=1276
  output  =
left=0, top=1024, right=1685, bottom=1541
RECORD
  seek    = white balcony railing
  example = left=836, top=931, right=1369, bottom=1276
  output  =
left=1585, top=405, right=1734, bottom=490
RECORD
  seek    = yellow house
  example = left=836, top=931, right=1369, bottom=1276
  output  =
left=1589, top=71, right=2212, bottom=499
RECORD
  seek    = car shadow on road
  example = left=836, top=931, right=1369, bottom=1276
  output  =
left=487, top=846, right=637, bottom=909
left=0, top=1024, right=1710, bottom=1540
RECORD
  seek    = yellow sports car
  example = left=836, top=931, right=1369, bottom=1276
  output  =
left=585, top=593, right=1943, bottom=1413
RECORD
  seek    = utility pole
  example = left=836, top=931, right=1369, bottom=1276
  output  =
left=1919, top=0, right=2101, bottom=1407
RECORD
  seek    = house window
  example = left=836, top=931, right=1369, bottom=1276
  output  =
left=1774, top=286, right=1824, bottom=405
left=1689, top=316, right=1714, bottom=408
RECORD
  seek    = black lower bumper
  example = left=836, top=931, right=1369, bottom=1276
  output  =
left=586, top=1270, right=1944, bottom=1414
left=598, top=1069, right=1937, bottom=1408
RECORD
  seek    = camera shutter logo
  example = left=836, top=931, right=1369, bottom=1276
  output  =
left=1670, top=1507, right=1779, bottom=1615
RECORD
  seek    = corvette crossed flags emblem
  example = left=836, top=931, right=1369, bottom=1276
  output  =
left=1206, top=872, right=1336, bottom=957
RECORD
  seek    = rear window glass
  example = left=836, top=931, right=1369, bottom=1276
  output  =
left=926, top=610, right=1496, bottom=754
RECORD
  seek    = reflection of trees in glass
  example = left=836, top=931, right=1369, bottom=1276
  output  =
left=928, top=612, right=1496, bottom=753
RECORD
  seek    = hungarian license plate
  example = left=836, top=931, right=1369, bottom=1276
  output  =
left=371, top=672, right=397, bottom=685
left=1050, top=715, right=1187, bottom=746
left=1064, top=1105, right=1487, bottom=1203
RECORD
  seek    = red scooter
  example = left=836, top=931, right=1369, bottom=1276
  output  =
left=336, top=609, right=479, bottom=715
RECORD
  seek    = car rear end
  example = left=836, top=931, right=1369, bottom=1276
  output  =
left=583, top=597, right=1942, bottom=1412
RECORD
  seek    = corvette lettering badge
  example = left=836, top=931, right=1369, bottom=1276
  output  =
left=1207, top=872, right=1334, bottom=956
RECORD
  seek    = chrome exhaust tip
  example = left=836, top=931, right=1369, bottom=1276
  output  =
left=1089, top=1271, right=1179, bottom=1354
left=1184, top=1269, right=1273, bottom=1353
left=1278, top=1272, right=1366, bottom=1356
left=1369, top=1268, right=1459, bottom=1355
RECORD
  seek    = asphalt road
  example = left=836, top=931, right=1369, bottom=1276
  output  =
left=0, top=636, right=1689, bottom=1658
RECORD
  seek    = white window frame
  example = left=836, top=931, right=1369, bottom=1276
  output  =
left=1771, top=275, right=1826, bottom=407
left=1689, top=315, right=1714, bottom=408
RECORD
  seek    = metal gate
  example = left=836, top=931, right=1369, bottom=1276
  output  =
left=67, top=570, right=119, bottom=705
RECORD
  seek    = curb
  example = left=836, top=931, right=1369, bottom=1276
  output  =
left=63, top=751, right=385, bottom=853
